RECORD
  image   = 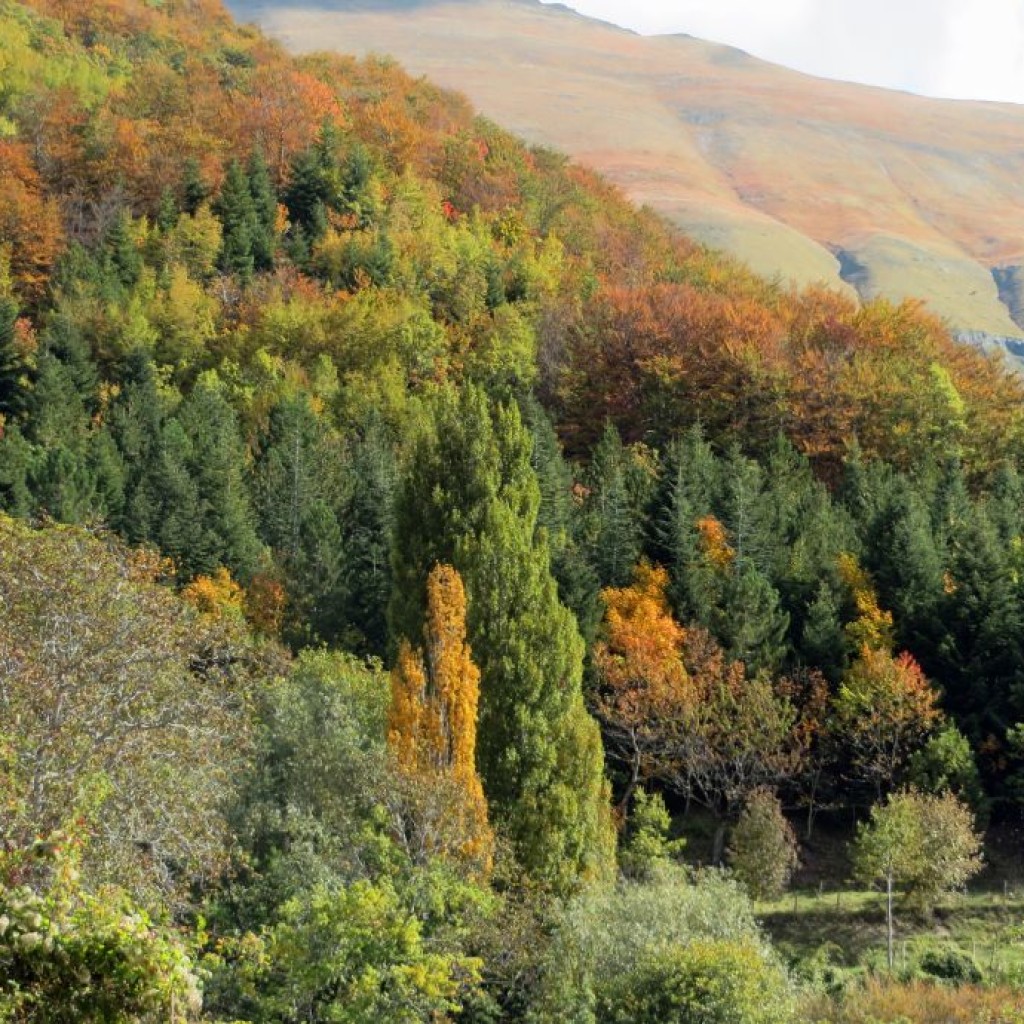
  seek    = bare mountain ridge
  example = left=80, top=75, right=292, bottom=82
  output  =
left=228, top=0, right=1024, bottom=351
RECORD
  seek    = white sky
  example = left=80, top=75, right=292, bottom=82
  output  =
left=540, top=0, right=1024, bottom=104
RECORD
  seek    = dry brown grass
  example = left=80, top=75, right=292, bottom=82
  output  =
left=804, top=977, right=1024, bottom=1024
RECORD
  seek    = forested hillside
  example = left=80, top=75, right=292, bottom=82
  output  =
left=3, top=0, right=1024, bottom=1020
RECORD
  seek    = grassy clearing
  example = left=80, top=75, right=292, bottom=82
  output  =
left=672, top=808, right=1024, bottom=983
left=759, top=886, right=1024, bottom=981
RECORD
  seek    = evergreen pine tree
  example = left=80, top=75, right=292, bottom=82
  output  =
left=283, top=148, right=332, bottom=242
left=103, top=210, right=143, bottom=290
left=106, top=350, right=166, bottom=546
left=865, top=478, right=944, bottom=661
left=181, top=157, right=209, bottom=216
left=170, top=377, right=262, bottom=579
left=156, top=188, right=179, bottom=233
left=247, top=151, right=278, bottom=272
left=656, top=426, right=722, bottom=624
left=252, top=394, right=349, bottom=644
left=583, top=422, right=650, bottom=589
left=213, top=160, right=257, bottom=283
left=343, top=416, right=399, bottom=657
left=715, top=562, right=790, bottom=673
left=0, top=293, right=29, bottom=419
left=938, top=505, right=1024, bottom=751
left=523, top=396, right=601, bottom=646
left=0, top=424, right=34, bottom=516
left=800, top=580, right=847, bottom=682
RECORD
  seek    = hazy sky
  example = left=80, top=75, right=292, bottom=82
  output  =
left=540, top=0, right=1024, bottom=104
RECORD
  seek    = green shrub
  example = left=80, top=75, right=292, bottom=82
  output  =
left=918, top=948, right=983, bottom=986
left=599, top=939, right=794, bottom=1024
left=727, top=788, right=799, bottom=900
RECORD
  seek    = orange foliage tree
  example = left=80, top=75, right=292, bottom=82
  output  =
left=0, top=143, right=64, bottom=303
left=594, top=563, right=809, bottom=859
left=593, top=562, right=692, bottom=810
left=388, top=563, right=493, bottom=874
left=837, top=552, right=895, bottom=654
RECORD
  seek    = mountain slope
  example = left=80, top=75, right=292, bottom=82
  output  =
left=228, top=0, right=1024, bottom=347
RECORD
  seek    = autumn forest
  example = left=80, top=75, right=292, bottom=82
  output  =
left=3, top=0, right=1024, bottom=1021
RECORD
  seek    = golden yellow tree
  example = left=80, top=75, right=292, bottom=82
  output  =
left=389, top=564, right=493, bottom=874
left=838, top=552, right=895, bottom=653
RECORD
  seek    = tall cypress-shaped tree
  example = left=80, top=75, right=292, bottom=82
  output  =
left=390, top=385, right=614, bottom=892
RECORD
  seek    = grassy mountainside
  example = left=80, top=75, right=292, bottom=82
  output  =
left=229, top=0, right=1024, bottom=351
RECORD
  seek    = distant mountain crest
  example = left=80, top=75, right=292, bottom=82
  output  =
left=229, top=0, right=1024, bottom=357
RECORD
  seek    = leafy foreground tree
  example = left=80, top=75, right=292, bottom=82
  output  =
left=204, top=648, right=495, bottom=1023
left=0, top=840, right=201, bottom=1024
left=0, top=515, right=265, bottom=902
left=852, top=788, right=983, bottom=969
left=390, top=385, right=614, bottom=892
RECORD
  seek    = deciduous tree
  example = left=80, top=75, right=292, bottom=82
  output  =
left=389, top=563, right=493, bottom=875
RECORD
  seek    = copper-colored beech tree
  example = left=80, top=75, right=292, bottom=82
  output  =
left=595, top=563, right=807, bottom=860
left=389, top=563, right=494, bottom=874
left=594, top=562, right=692, bottom=811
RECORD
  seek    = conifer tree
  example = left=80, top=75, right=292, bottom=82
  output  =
left=181, top=157, right=209, bottom=216
left=107, top=350, right=165, bottom=546
left=169, top=378, right=261, bottom=579
left=156, top=187, right=179, bottom=234
left=655, top=426, right=721, bottom=623
left=0, top=424, right=33, bottom=516
left=800, top=580, right=846, bottom=682
left=214, top=159, right=257, bottom=282
left=0, top=292, right=29, bottom=419
left=391, top=385, right=615, bottom=891
left=247, top=151, right=278, bottom=272
left=583, top=422, right=651, bottom=589
left=715, top=562, right=789, bottom=674
left=252, top=394, right=349, bottom=643
left=938, top=505, right=1024, bottom=749
left=343, top=417, right=399, bottom=657
left=524, top=397, right=600, bottom=646
left=23, top=353, right=98, bottom=522
left=103, top=210, right=143, bottom=290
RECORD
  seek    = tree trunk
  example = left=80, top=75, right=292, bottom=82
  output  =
left=711, top=820, right=727, bottom=865
left=886, top=870, right=894, bottom=971
left=805, top=769, right=820, bottom=840
left=615, top=754, right=641, bottom=817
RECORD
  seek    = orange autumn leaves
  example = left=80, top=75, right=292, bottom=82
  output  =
left=388, top=564, right=493, bottom=875
left=595, top=558, right=942, bottom=809
left=835, top=553, right=941, bottom=795
left=593, top=563, right=805, bottom=815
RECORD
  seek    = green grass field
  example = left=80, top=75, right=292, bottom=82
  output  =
left=673, top=809, right=1024, bottom=984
